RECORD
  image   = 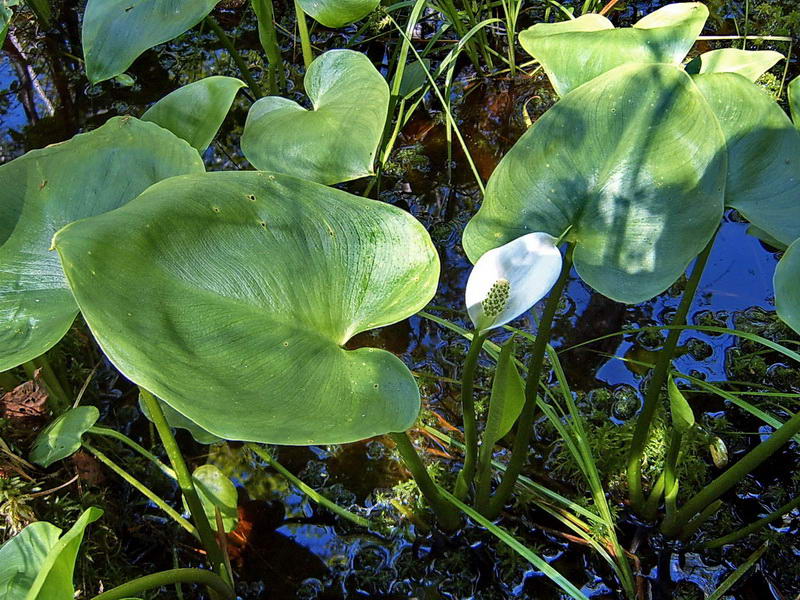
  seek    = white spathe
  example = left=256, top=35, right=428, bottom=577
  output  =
left=466, top=232, right=563, bottom=332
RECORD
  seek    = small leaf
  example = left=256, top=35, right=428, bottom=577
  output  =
left=775, top=238, right=800, bottom=335
left=667, top=376, right=694, bottom=434
left=520, top=2, right=708, bottom=96
left=138, top=393, right=222, bottom=445
left=789, top=76, right=800, bottom=127
left=297, top=0, right=380, bottom=28
left=685, top=48, right=783, bottom=82
left=82, top=0, right=218, bottom=83
left=186, top=465, right=238, bottom=533
left=242, top=49, right=389, bottom=185
left=30, top=406, right=100, bottom=467
left=399, top=59, right=430, bottom=98
left=481, top=336, right=525, bottom=457
left=142, top=76, right=246, bottom=153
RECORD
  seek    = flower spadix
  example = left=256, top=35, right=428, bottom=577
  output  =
left=466, top=232, right=563, bottom=332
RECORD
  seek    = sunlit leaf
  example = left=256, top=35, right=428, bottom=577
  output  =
left=82, top=0, right=218, bottom=83
left=187, top=465, right=238, bottom=533
left=142, top=76, right=245, bottom=153
left=692, top=73, right=800, bottom=247
left=29, top=406, right=99, bottom=467
left=297, top=0, right=380, bottom=28
left=242, top=49, right=389, bottom=185
left=138, top=393, right=222, bottom=445
left=667, top=376, right=694, bottom=434
left=685, top=48, right=783, bottom=81
left=520, top=2, right=708, bottom=96
left=463, top=64, right=726, bottom=304
left=54, top=171, right=439, bottom=444
left=0, top=117, right=204, bottom=372
left=775, top=238, right=800, bottom=335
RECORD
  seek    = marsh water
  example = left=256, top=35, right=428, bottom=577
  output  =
left=2, top=1, right=800, bottom=598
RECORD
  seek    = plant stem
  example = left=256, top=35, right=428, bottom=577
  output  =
left=642, top=471, right=665, bottom=521
left=251, top=0, right=284, bottom=94
left=661, top=429, right=683, bottom=531
left=293, top=0, right=314, bottom=69
left=91, top=568, right=234, bottom=600
left=677, top=499, right=722, bottom=542
left=663, top=408, right=800, bottom=537
left=246, top=443, right=372, bottom=528
left=24, top=355, right=70, bottom=411
left=627, top=232, right=716, bottom=514
left=454, top=330, right=488, bottom=500
left=704, top=493, right=800, bottom=548
left=205, top=16, right=264, bottom=98
left=139, top=389, right=232, bottom=587
left=389, top=431, right=461, bottom=530
left=81, top=441, right=197, bottom=538
left=88, top=426, right=175, bottom=479
left=486, top=245, right=574, bottom=519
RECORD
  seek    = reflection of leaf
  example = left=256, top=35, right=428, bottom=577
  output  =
left=463, top=63, right=726, bottom=304
left=297, top=0, right=380, bottom=28
left=0, top=117, right=204, bottom=372
left=30, top=406, right=99, bottom=467
left=685, top=48, right=783, bottom=81
left=187, top=465, right=238, bottom=533
left=54, top=171, right=439, bottom=445
left=242, top=50, right=389, bottom=185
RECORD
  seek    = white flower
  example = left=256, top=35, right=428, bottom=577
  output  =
left=466, top=232, right=563, bottom=332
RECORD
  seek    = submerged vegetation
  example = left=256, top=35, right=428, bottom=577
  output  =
left=1, top=0, right=799, bottom=598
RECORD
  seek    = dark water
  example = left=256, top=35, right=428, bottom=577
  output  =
left=2, top=1, right=800, bottom=598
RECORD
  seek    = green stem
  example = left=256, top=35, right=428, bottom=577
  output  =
left=389, top=431, right=461, bottom=530
left=642, top=471, right=665, bottom=521
left=454, top=330, right=488, bottom=500
left=25, top=356, right=70, bottom=411
left=139, top=389, right=232, bottom=586
left=251, top=0, right=284, bottom=94
left=88, top=426, right=175, bottom=479
left=677, top=499, right=723, bottom=542
left=81, top=441, right=196, bottom=538
left=704, top=493, right=800, bottom=548
left=91, top=568, right=234, bottom=600
left=245, top=443, right=372, bottom=528
left=205, top=16, right=264, bottom=98
left=486, top=245, right=574, bottom=519
left=661, top=430, right=683, bottom=530
left=293, top=0, right=314, bottom=69
left=627, top=232, right=716, bottom=514
left=663, top=408, right=800, bottom=537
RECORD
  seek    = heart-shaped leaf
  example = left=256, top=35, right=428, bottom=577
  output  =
left=463, top=64, right=726, bottom=304
left=142, top=76, right=245, bottom=153
left=789, top=76, right=800, bottom=127
left=692, top=73, right=800, bottom=247
left=520, top=2, right=708, bottom=96
left=297, top=0, right=380, bottom=28
left=0, top=508, right=102, bottom=600
left=685, top=48, right=783, bottom=81
left=775, top=238, right=800, bottom=335
left=82, top=0, right=218, bottom=84
left=241, top=49, right=389, bottom=185
left=0, top=116, right=204, bottom=372
left=54, top=171, right=439, bottom=445
left=187, top=464, right=238, bottom=533
left=30, top=406, right=100, bottom=467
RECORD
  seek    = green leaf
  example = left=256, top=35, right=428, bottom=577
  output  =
left=463, top=64, right=726, bottom=304
left=692, top=73, right=800, bottom=247
left=746, top=225, right=788, bottom=251
left=775, top=238, right=800, bottom=335
left=789, top=76, right=800, bottom=127
left=685, top=48, right=783, bottom=81
left=399, top=59, right=430, bottom=98
left=0, top=116, right=204, bottom=372
left=138, top=393, right=222, bottom=445
left=142, top=76, right=245, bottom=153
left=297, top=0, right=379, bottom=28
left=187, top=465, right=238, bottom=533
left=54, top=171, right=439, bottom=445
left=82, top=0, right=218, bottom=84
left=519, top=2, right=708, bottom=96
left=0, top=508, right=103, bottom=600
left=242, top=49, right=389, bottom=185
left=29, top=406, right=100, bottom=467
left=0, top=0, right=16, bottom=47
left=668, top=376, right=694, bottom=433
left=480, top=336, right=524, bottom=461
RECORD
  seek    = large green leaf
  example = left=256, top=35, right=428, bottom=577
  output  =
left=187, top=464, right=238, bottom=533
left=775, top=238, right=800, bottom=335
left=0, top=117, right=204, bottom=372
left=30, top=406, right=100, bottom=467
left=297, top=0, right=380, bottom=28
left=463, top=64, right=726, bottom=304
left=0, top=508, right=102, bottom=600
left=692, top=73, right=800, bottom=246
left=685, top=48, right=783, bottom=81
left=54, top=171, right=439, bottom=445
left=519, top=2, right=708, bottom=96
left=241, top=49, right=389, bottom=185
left=789, top=76, right=800, bottom=127
left=142, top=76, right=245, bottom=153
left=82, top=0, right=218, bottom=84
